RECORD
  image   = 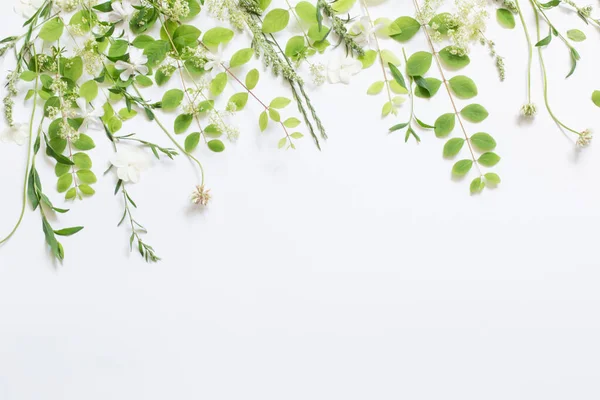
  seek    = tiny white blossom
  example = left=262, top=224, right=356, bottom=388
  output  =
left=327, top=54, right=362, bottom=84
left=204, top=44, right=225, bottom=76
left=76, top=98, right=104, bottom=132
left=110, top=147, right=151, bottom=184
left=114, top=48, right=149, bottom=81
left=1, top=123, right=28, bottom=146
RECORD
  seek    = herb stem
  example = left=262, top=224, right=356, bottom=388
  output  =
left=515, top=0, right=533, bottom=103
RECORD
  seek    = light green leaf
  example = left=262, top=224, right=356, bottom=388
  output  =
left=210, top=72, right=228, bottom=96
left=269, top=108, right=281, bottom=122
left=439, top=46, right=470, bottom=69
left=80, top=80, right=98, bottom=102
left=443, top=137, right=465, bottom=157
left=262, top=9, right=290, bottom=33
left=229, top=92, right=249, bottom=110
left=76, top=169, right=97, bottom=184
left=368, top=81, right=385, bottom=95
left=174, top=113, right=194, bottom=134
left=162, top=89, right=184, bottom=110
left=358, top=50, right=378, bottom=69
left=449, top=75, right=478, bottom=99
left=460, top=104, right=488, bottom=122
left=270, top=97, right=291, bottom=109
left=484, top=172, right=501, bottom=185
left=478, top=152, right=501, bottom=166
left=246, top=69, right=259, bottom=90
left=39, top=18, right=64, bottom=42
left=259, top=111, right=268, bottom=131
left=230, top=48, right=254, bottom=67
left=592, top=91, right=600, bottom=107
left=389, top=16, right=420, bottom=42
left=406, top=51, right=432, bottom=77
left=470, top=177, right=485, bottom=194
left=284, top=117, right=301, bottom=128
left=57, top=174, right=73, bottom=193
left=185, top=132, right=201, bottom=152
left=73, top=134, right=95, bottom=150
left=434, top=113, right=455, bottom=138
left=452, top=159, right=473, bottom=176
left=567, top=29, right=586, bottom=42
left=470, top=132, right=496, bottom=151
left=208, top=139, right=225, bottom=152
left=73, top=152, right=92, bottom=169
left=496, top=8, right=515, bottom=29
left=331, top=0, right=356, bottom=13
left=202, top=27, right=234, bottom=47
left=296, top=1, right=317, bottom=23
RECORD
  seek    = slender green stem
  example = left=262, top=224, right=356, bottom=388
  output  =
left=0, top=45, right=40, bottom=245
left=532, top=2, right=580, bottom=136
left=515, top=0, right=533, bottom=103
left=131, top=84, right=205, bottom=184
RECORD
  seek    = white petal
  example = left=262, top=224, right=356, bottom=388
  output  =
left=117, top=167, right=130, bottom=182
left=114, top=60, right=129, bottom=70
left=345, top=59, right=363, bottom=75
left=120, top=69, right=132, bottom=81
left=327, top=68, right=341, bottom=84
left=75, top=97, right=87, bottom=113
left=339, top=69, right=351, bottom=84
left=128, top=167, right=141, bottom=183
left=136, top=65, right=149, bottom=76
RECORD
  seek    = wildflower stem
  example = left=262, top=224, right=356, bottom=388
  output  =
left=0, top=45, right=40, bottom=245
left=131, top=84, right=206, bottom=185
left=532, top=3, right=581, bottom=136
left=515, top=0, right=533, bottom=104
left=412, top=0, right=482, bottom=176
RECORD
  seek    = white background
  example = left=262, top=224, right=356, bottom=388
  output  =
left=1, top=1, right=600, bottom=399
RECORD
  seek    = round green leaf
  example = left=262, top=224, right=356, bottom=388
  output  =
left=478, top=152, right=501, bottom=167
left=185, top=132, right=201, bottom=152
left=443, top=137, right=465, bottom=157
left=208, top=139, right=225, bottom=152
left=460, top=104, right=488, bottom=122
left=162, top=89, right=184, bottom=110
left=39, top=18, right=64, bottom=42
left=452, top=159, right=473, bottom=176
left=470, top=132, right=496, bottom=151
left=174, top=113, right=194, bottom=134
left=496, top=9, right=515, bottom=29
left=389, top=17, right=420, bottom=42
left=230, top=48, right=254, bottom=68
left=406, top=51, right=433, bottom=77
left=246, top=69, right=259, bottom=90
left=449, top=76, right=478, bottom=99
left=591, top=90, right=600, bottom=107
left=262, top=9, right=290, bottom=33
left=439, top=46, right=470, bottom=69
left=567, top=29, right=586, bottom=42
left=434, top=113, right=456, bottom=138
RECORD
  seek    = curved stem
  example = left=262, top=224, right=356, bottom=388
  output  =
left=132, top=84, right=206, bottom=184
left=532, top=3, right=581, bottom=136
left=515, top=0, right=533, bottom=103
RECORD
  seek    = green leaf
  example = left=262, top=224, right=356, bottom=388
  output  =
left=65, top=187, right=77, bottom=200
left=296, top=1, right=317, bottom=23
left=162, top=89, right=184, bottom=110
left=262, top=9, right=290, bottom=33
left=478, top=152, right=501, bottom=167
left=55, top=163, right=70, bottom=177
left=290, top=132, right=303, bottom=139
left=284, top=117, right=301, bottom=128
left=80, top=80, right=98, bottom=102
left=173, top=25, right=201, bottom=51
left=76, top=169, right=97, bottom=184
left=414, top=77, right=441, bottom=98
left=20, top=71, right=37, bottom=81
left=185, top=132, right=201, bottom=152
left=439, top=46, right=470, bottom=69
left=434, top=113, right=456, bottom=138
left=452, top=159, right=473, bottom=176
left=592, top=90, right=600, bottom=107
left=496, top=8, right=515, bottom=29
left=448, top=75, right=478, bottom=99
left=210, top=72, right=228, bottom=96
left=470, top=177, right=485, bottom=194
left=278, top=137, right=288, bottom=149
left=208, top=139, right=225, bottom=152
left=57, top=174, right=73, bottom=193
left=230, top=48, right=254, bottom=67
left=132, top=35, right=155, bottom=49
left=406, top=51, right=432, bottom=77
left=246, top=69, right=259, bottom=90
left=229, top=92, right=248, bottom=110
left=331, top=0, right=356, bottom=13
left=285, top=36, right=306, bottom=58
left=174, top=113, right=193, bottom=134
left=389, top=16, right=420, bottom=42
left=204, top=124, right=222, bottom=138
left=73, top=152, right=92, bottom=169
left=202, top=27, right=234, bottom=47
left=73, top=134, right=95, bottom=150
left=567, top=29, right=586, bottom=42
left=79, top=184, right=95, bottom=196
left=270, top=97, right=291, bottom=109
left=39, top=18, right=64, bottom=42
left=382, top=102, right=393, bottom=117
left=259, top=111, right=268, bottom=131
left=443, top=137, right=465, bottom=157
left=54, top=226, right=84, bottom=236
left=484, top=172, right=501, bottom=185
left=108, top=40, right=129, bottom=57
left=367, top=81, right=385, bottom=95
left=269, top=108, right=281, bottom=122
left=388, top=63, right=407, bottom=90
left=460, top=104, right=488, bottom=122
left=470, top=132, right=496, bottom=151
left=358, top=50, right=378, bottom=69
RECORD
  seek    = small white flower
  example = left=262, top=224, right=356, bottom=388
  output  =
left=114, top=48, right=149, bottom=81
left=350, top=16, right=385, bottom=47
left=14, top=0, right=45, bottom=19
left=105, top=1, right=135, bottom=23
left=327, top=54, right=363, bottom=84
left=577, top=129, right=593, bottom=148
left=76, top=98, right=104, bottom=132
left=110, top=147, right=151, bottom=184
left=204, top=44, right=225, bottom=76
left=1, top=123, right=28, bottom=146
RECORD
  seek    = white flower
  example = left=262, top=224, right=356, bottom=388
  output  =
left=105, top=1, right=135, bottom=24
left=327, top=54, right=363, bottom=84
left=114, top=48, right=149, bottom=81
left=14, top=0, right=45, bottom=18
left=110, top=147, right=151, bottom=184
left=204, top=44, right=225, bottom=76
left=577, top=129, right=593, bottom=148
left=350, top=16, right=385, bottom=47
left=1, top=123, right=29, bottom=146
left=76, top=98, right=104, bottom=132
